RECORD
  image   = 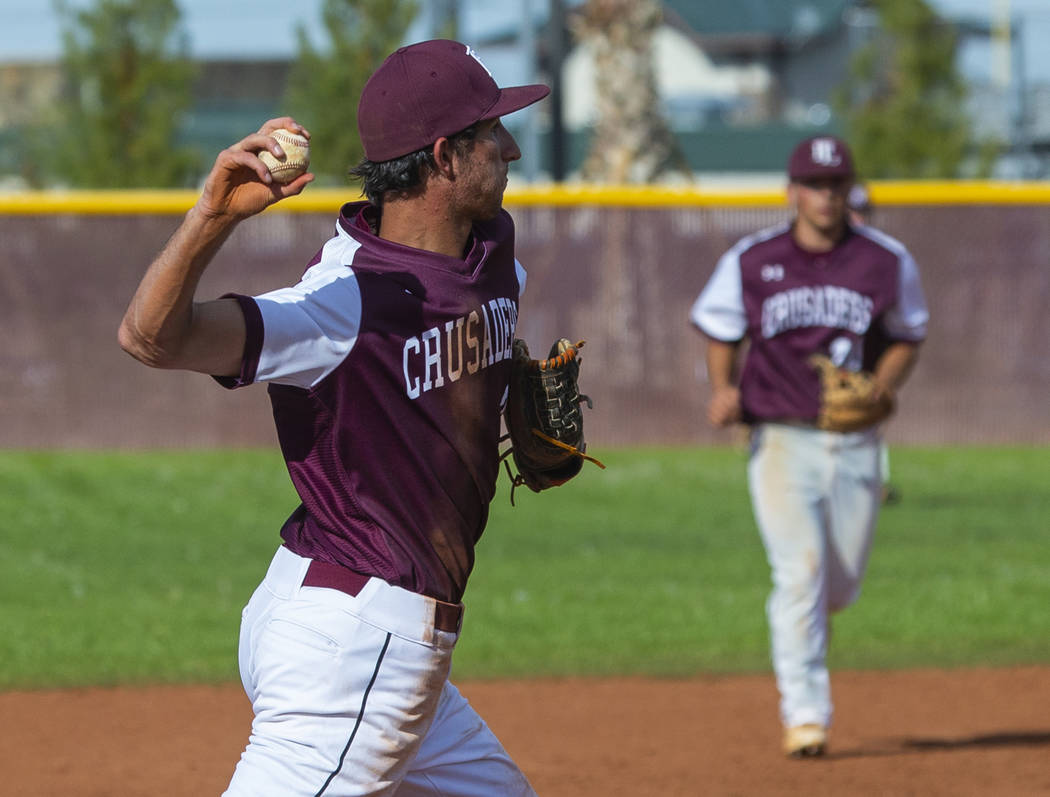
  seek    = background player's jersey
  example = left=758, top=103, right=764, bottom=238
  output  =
left=690, top=222, right=928, bottom=424
left=218, top=201, right=526, bottom=603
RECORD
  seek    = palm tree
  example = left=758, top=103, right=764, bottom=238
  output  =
left=573, top=0, right=690, bottom=183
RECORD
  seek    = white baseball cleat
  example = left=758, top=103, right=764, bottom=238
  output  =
left=783, top=723, right=827, bottom=758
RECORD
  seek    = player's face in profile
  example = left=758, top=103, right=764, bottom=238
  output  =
left=791, top=177, right=851, bottom=235
left=452, top=118, right=521, bottom=220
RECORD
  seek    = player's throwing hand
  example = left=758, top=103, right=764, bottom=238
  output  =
left=197, top=117, right=314, bottom=221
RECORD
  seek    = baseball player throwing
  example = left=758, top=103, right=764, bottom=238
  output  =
left=120, top=40, right=551, bottom=795
left=689, top=136, right=929, bottom=757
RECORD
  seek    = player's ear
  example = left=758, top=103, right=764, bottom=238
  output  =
left=431, top=137, right=456, bottom=180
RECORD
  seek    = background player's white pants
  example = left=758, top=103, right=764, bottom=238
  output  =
left=748, top=423, right=882, bottom=730
left=223, top=545, right=536, bottom=797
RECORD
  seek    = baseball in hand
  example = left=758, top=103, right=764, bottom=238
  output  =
left=259, top=128, right=310, bottom=184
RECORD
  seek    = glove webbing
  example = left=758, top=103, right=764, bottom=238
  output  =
left=528, top=339, right=587, bottom=443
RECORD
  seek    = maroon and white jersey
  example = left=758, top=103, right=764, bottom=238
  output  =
left=218, top=201, right=525, bottom=603
left=690, top=222, right=928, bottom=424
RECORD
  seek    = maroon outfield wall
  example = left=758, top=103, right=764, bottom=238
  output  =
left=1, top=199, right=1047, bottom=449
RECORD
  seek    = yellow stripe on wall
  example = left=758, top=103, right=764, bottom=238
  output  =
left=511, top=181, right=1050, bottom=206
left=2, top=181, right=1049, bottom=214
left=0, top=190, right=202, bottom=215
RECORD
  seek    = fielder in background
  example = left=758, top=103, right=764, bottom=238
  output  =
left=120, top=39, right=555, bottom=796
left=689, top=136, right=929, bottom=758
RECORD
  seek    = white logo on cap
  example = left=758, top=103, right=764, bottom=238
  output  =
left=465, top=45, right=493, bottom=77
left=810, top=138, right=842, bottom=167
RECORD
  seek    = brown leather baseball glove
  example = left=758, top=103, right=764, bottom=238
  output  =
left=501, top=338, right=604, bottom=502
left=809, top=354, right=895, bottom=433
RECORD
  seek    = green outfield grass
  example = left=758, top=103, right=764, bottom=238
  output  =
left=1, top=446, right=1047, bottom=689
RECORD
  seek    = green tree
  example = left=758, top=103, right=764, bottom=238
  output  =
left=41, top=0, right=199, bottom=188
left=284, top=0, right=419, bottom=184
left=834, top=0, right=994, bottom=178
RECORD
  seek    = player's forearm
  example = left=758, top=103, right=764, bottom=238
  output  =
left=705, top=338, right=740, bottom=389
left=118, top=205, right=241, bottom=369
left=873, top=342, right=921, bottom=393
left=704, top=338, right=743, bottom=427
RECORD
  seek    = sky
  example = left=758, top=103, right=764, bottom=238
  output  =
left=2, top=0, right=1048, bottom=85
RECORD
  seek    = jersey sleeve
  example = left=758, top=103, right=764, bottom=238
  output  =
left=212, top=294, right=265, bottom=389
left=251, top=267, right=363, bottom=389
left=882, top=248, right=929, bottom=342
left=689, top=249, right=747, bottom=342
left=214, top=235, right=364, bottom=391
left=515, top=258, right=527, bottom=297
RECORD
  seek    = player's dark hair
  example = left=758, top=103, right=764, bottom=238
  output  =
left=349, top=125, right=478, bottom=207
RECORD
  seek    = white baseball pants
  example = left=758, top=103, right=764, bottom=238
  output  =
left=748, top=423, right=882, bottom=729
left=223, top=545, right=536, bottom=797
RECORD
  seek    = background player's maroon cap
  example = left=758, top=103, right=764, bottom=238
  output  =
left=787, top=136, right=856, bottom=180
left=358, top=39, right=550, bottom=163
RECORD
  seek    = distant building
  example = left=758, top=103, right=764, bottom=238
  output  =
left=558, top=0, right=852, bottom=178
left=1, top=0, right=1046, bottom=186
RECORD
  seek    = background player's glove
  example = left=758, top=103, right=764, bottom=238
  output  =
left=809, top=354, right=895, bottom=433
left=502, top=338, right=604, bottom=501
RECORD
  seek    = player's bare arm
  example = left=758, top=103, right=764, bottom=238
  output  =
left=705, top=338, right=743, bottom=427
left=872, top=341, right=922, bottom=401
left=118, top=118, right=314, bottom=377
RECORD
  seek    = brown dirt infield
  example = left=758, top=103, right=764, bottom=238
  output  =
left=4, top=666, right=1050, bottom=796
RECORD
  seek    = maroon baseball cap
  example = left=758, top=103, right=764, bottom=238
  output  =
left=787, top=136, right=856, bottom=180
left=358, top=39, right=550, bottom=163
